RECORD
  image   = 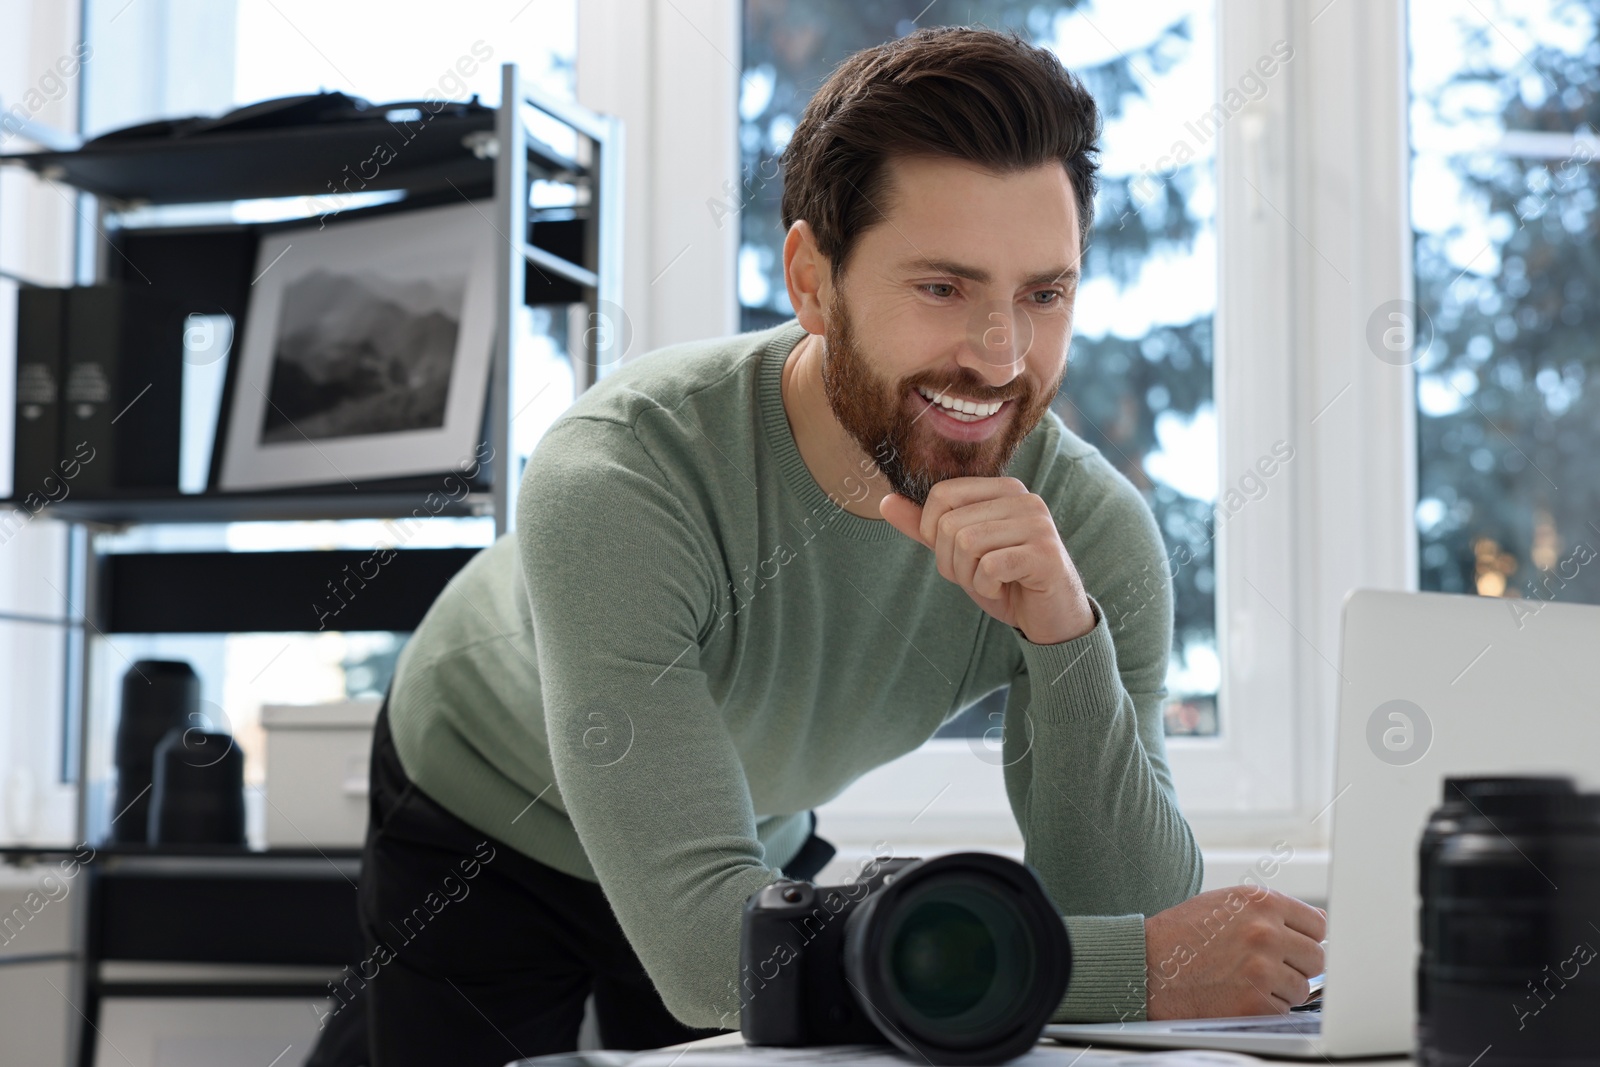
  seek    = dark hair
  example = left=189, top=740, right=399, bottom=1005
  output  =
left=780, top=25, right=1101, bottom=280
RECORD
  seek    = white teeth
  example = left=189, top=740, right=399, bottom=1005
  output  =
left=916, top=386, right=1002, bottom=418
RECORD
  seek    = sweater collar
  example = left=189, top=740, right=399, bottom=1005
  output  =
left=758, top=319, right=905, bottom=543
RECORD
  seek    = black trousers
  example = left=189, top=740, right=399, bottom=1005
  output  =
left=307, top=698, right=836, bottom=1067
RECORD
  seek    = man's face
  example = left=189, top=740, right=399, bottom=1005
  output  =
left=818, top=154, right=1081, bottom=506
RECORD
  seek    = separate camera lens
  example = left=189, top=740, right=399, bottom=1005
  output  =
left=1417, top=784, right=1600, bottom=1067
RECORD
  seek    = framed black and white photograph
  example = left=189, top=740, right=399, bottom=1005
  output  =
left=218, top=200, right=495, bottom=491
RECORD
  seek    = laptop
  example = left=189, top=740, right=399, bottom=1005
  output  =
left=1045, top=588, right=1600, bottom=1057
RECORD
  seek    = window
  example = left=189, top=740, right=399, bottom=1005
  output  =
left=1, top=7, right=83, bottom=844
left=739, top=2, right=1222, bottom=738
left=1410, top=0, right=1600, bottom=608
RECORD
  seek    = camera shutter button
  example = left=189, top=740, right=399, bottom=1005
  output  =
left=781, top=886, right=803, bottom=903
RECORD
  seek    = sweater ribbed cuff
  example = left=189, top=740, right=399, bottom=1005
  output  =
left=1016, top=595, right=1123, bottom=723
left=1054, top=913, right=1148, bottom=1023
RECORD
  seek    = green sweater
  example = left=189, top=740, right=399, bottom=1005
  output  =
left=387, top=317, right=1202, bottom=1031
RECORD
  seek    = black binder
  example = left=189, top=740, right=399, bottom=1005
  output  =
left=12, top=287, right=67, bottom=498
left=62, top=284, right=186, bottom=493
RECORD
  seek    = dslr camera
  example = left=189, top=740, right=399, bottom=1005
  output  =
left=739, top=851, right=1071, bottom=1065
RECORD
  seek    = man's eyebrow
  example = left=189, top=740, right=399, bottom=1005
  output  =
left=897, top=257, right=1080, bottom=288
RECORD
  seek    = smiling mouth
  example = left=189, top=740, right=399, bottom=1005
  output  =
left=914, top=385, right=1009, bottom=423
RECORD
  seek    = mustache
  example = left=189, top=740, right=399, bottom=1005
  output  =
left=906, top=379, right=1028, bottom=403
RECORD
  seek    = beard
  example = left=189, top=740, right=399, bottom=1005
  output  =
left=818, top=286, right=1064, bottom=507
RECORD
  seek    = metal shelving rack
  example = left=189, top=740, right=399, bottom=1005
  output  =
left=491, top=63, right=626, bottom=533
left=0, top=64, right=622, bottom=1065
left=1, top=61, right=623, bottom=838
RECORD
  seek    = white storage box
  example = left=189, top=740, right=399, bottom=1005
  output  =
left=260, top=699, right=381, bottom=848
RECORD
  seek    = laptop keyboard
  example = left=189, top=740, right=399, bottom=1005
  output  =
left=1170, top=1012, right=1322, bottom=1035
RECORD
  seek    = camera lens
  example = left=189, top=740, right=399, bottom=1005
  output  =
left=843, top=852, right=1071, bottom=1065
left=885, top=880, right=1030, bottom=1026
left=1417, top=784, right=1600, bottom=1067
left=1417, top=776, right=1576, bottom=1016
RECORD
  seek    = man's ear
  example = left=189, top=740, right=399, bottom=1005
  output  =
left=782, top=219, right=832, bottom=335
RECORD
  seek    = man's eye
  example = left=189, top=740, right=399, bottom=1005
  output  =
left=921, top=283, right=957, bottom=299
left=1032, top=290, right=1064, bottom=305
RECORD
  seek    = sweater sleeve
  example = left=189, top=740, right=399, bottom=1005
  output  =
left=1000, top=464, right=1205, bottom=1023
left=517, top=416, right=779, bottom=1031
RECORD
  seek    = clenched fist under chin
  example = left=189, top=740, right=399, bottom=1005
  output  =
left=1145, top=886, right=1327, bottom=1019
left=879, top=478, right=1096, bottom=646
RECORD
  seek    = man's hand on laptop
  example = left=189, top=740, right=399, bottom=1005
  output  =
left=880, top=478, right=1096, bottom=645
left=1144, top=886, right=1327, bottom=1019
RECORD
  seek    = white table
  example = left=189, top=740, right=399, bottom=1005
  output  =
left=665, top=1029, right=1414, bottom=1065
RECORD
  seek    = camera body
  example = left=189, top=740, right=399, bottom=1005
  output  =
left=739, top=850, right=1072, bottom=1066
left=739, top=855, right=921, bottom=1048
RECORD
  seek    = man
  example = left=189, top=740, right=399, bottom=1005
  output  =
left=315, top=25, right=1326, bottom=1067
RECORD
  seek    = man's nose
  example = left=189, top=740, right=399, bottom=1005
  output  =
left=957, top=304, right=1033, bottom=387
